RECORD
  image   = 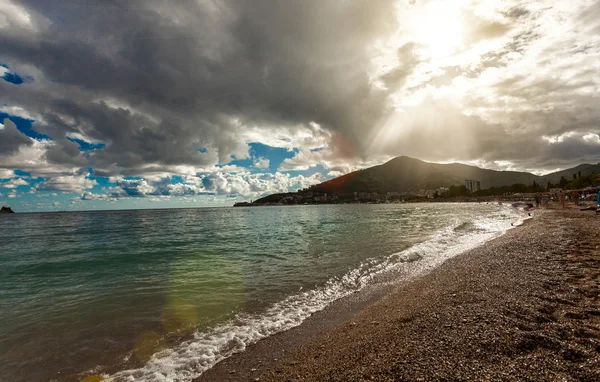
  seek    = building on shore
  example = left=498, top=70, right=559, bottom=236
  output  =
left=464, top=179, right=481, bottom=193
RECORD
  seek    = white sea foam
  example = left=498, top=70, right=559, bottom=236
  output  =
left=107, top=205, right=523, bottom=382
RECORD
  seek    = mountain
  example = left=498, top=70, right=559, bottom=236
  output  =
left=542, top=163, right=600, bottom=184
left=308, top=156, right=600, bottom=194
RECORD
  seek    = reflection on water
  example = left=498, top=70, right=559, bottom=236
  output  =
left=0, top=204, right=521, bottom=381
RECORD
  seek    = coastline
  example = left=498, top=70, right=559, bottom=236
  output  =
left=197, top=209, right=600, bottom=381
left=233, top=196, right=530, bottom=207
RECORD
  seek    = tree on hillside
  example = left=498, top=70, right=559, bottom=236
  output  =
left=529, top=181, right=544, bottom=192
left=573, top=173, right=577, bottom=180
left=560, top=176, right=568, bottom=189
left=570, top=173, right=598, bottom=190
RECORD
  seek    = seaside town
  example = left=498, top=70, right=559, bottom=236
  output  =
left=235, top=178, right=600, bottom=208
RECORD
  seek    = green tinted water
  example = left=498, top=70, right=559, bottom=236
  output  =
left=0, top=204, right=521, bottom=381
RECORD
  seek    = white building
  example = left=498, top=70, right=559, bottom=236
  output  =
left=464, top=179, right=481, bottom=193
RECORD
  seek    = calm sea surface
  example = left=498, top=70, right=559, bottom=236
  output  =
left=0, top=203, right=524, bottom=381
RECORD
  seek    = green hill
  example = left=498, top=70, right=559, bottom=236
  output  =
left=308, top=156, right=600, bottom=194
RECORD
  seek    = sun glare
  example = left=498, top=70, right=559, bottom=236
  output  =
left=410, top=2, right=464, bottom=59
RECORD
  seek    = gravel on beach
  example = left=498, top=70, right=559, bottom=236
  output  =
left=198, top=209, right=600, bottom=381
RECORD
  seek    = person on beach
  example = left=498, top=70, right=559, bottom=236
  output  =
left=559, top=191, right=566, bottom=209
left=534, top=193, right=540, bottom=208
left=543, top=193, right=550, bottom=209
left=541, top=194, right=545, bottom=208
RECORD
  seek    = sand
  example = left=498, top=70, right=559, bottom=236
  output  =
left=197, top=209, right=600, bottom=381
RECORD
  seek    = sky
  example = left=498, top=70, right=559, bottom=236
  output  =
left=1, top=0, right=599, bottom=212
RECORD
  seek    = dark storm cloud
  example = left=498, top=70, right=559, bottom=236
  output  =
left=1, top=0, right=599, bottom=181
left=42, top=138, right=87, bottom=167
left=0, top=118, right=32, bottom=155
left=1, top=0, right=399, bottom=176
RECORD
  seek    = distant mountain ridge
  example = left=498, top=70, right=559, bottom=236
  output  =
left=308, top=156, right=600, bottom=194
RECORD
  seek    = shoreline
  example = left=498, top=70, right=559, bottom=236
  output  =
left=197, top=209, right=600, bottom=381
left=234, top=197, right=523, bottom=207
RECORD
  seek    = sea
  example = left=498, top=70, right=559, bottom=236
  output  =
left=0, top=203, right=526, bottom=381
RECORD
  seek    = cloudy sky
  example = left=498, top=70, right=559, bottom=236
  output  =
left=1, top=0, right=599, bottom=211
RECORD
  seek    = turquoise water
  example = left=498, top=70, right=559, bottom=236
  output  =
left=0, top=204, right=523, bottom=381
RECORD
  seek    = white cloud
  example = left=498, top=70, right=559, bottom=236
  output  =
left=0, top=106, right=38, bottom=121
left=40, top=175, right=97, bottom=193
left=279, top=149, right=324, bottom=171
left=0, top=0, right=35, bottom=30
left=279, top=147, right=389, bottom=174
left=36, top=192, right=58, bottom=198
left=0, top=177, right=28, bottom=188
left=327, top=170, right=344, bottom=178
left=582, top=133, right=600, bottom=144
left=0, top=169, right=14, bottom=178
left=108, top=175, right=124, bottom=183
left=202, top=171, right=323, bottom=196
left=80, top=191, right=112, bottom=201
left=166, top=183, right=204, bottom=196
left=254, top=158, right=270, bottom=169
left=109, top=179, right=155, bottom=197
left=77, top=170, right=326, bottom=202
left=65, top=132, right=104, bottom=145
left=240, top=122, right=331, bottom=152
left=0, top=139, right=78, bottom=176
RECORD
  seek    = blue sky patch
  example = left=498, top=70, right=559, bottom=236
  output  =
left=221, top=142, right=298, bottom=172
left=2, top=71, right=24, bottom=85
left=13, top=170, right=30, bottom=177
left=226, top=157, right=253, bottom=169
left=1, top=64, right=29, bottom=85
left=248, top=142, right=296, bottom=171
left=0, top=112, right=51, bottom=140
left=67, top=137, right=106, bottom=151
